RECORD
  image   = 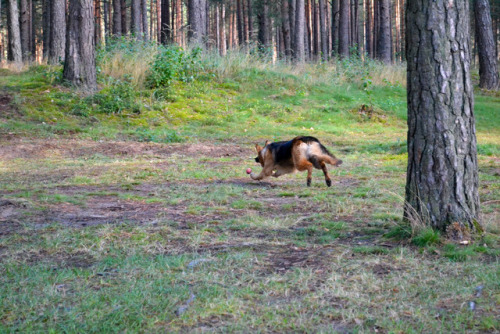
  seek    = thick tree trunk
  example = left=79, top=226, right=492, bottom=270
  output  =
left=281, top=0, right=292, bottom=58
left=7, top=0, right=23, bottom=63
left=20, top=0, right=30, bottom=60
left=121, top=0, right=128, bottom=35
left=338, top=0, right=348, bottom=57
left=377, top=0, right=390, bottom=63
left=331, top=0, right=338, bottom=56
left=161, top=0, right=171, bottom=43
left=257, top=0, right=270, bottom=51
left=405, top=0, right=481, bottom=232
left=104, top=0, right=109, bottom=37
left=188, top=0, right=207, bottom=44
left=247, top=0, right=253, bottom=41
left=237, top=0, right=243, bottom=46
left=474, top=0, right=499, bottom=90
left=49, top=0, right=66, bottom=64
left=63, top=0, right=97, bottom=91
left=294, top=0, right=305, bottom=61
left=113, top=0, right=122, bottom=35
left=131, top=0, right=142, bottom=38
left=95, top=0, right=102, bottom=45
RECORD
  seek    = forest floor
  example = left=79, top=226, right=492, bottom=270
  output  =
left=0, top=59, right=499, bottom=332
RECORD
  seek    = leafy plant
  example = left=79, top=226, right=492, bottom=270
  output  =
left=146, top=46, right=203, bottom=89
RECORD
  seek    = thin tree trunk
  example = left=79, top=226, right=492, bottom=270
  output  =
left=257, top=0, right=270, bottom=51
left=294, top=0, right=305, bottom=61
left=474, top=0, right=499, bottom=90
left=49, top=0, right=65, bottom=64
left=20, top=0, right=30, bottom=60
left=161, top=0, right=170, bottom=43
left=142, top=0, right=148, bottom=40
left=43, top=0, right=51, bottom=59
left=405, top=0, right=480, bottom=232
left=7, top=0, right=23, bottom=63
left=220, top=3, right=226, bottom=55
left=121, top=0, right=128, bottom=35
left=331, top=0, right=338, bottom=56
left=113, top=0, right=122, bottom=35
left=95, top=0, right=102, bottom=44
left=64, top=0, right=97, bottom=91
left=365, top=0, right=371, bottom=58
left=376, top=0, right=390, bottom=63
left=104, top=0, right=109, bottom=37
left=319, top=0, right=327, bottom=60
left=282, top=0, right=291, bottom=58
left=338, top=0, right=349, bottom=57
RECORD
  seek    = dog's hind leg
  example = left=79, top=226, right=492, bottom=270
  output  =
left=320, top=162, right=332, bottom=187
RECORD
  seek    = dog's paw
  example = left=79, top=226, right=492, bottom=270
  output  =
left=307, top=178, right=312, bottom=187
left=326, top=179, right=332, bottom=187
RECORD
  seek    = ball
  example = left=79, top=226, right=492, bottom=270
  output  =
left=246, top=168, right=252, bottom=174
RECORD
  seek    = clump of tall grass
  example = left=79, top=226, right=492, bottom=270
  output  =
left=97, top=39, right=406, bottom=90
left=98, top=37, right=159, bottom=87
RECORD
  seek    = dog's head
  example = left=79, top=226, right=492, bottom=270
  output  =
left=254, top=140, right=270, bottom=167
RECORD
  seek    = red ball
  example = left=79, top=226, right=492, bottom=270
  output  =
left=246, top=168, right=252, bottom=174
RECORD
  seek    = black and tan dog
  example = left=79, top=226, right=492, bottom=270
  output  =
left=250, top=136, right=342, bottom=187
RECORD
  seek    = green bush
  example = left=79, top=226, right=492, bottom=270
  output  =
left=87, top=77, right=139, bottom=114
left=146, top=46, right=203, bottom=88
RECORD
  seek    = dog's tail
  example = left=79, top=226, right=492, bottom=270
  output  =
left=319, top=143, right=343, bottom=166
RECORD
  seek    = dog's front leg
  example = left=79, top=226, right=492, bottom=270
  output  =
left=250, top=165, right=273, bottom=180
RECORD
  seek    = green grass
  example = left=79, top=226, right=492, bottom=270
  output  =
left=0, top=49, right=499, bottom=333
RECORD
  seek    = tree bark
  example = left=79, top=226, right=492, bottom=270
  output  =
left=188, top=0, right=207, bottom=44
left=7, top=0, right=23, bottom=63
left=121, top=0, right=127, bottom=35
left=20, top=0, right=30, bottom=60
left=405, top=0, right=481, bottom=232
left=219, top=3, right=226, bottom=55
left=365, top=0, right=372, bottom=58
left=377, top=0, right=391, bottom=63
left=64, top=0, right=97, bottom=91
left=474, top=0, right=499, bottom=90
left=113, top=0, right=122, bottom=35
left=131, top=0, right=142, bottom=38
left=281, top=0, right=292, bottom=58
left=43, top=0, right=51, bottom=60
left=161, top=0, right=171, bottom=43
left=319, top=0, right=327, bottom=60
left=257, top=0, right=270, bottom=51
left=142, top=0, right=149, bottom=40
left=49, top=0, right=66, bottom=64
left=294, top=0, right=305, bottom=61
left=338, top=0, right=348, bottom=57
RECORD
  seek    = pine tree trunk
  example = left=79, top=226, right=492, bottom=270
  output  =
left=49, top=0, right=66, bottom=64
left=281, top=0, right=291, bottom=58
left=474, top=0, right=499, bottom=90
left=294, top=0, right=305, bottom=61
left=220, top=3, right=226, bottom=55
left=42, top=0, right=51, bottom=60
left=95, top=0, right=102, bottom=44
left=405, top=0, right=481, bottom=232
left=365, top=0, right=372, bottom=58
left=319, top=0, right=327, bottom=60
left=63, top=0, right=97, bottom=91
left=121, top=0, right=127, bottom=35
left=113, top=0, right=122, bottom=35
left=161, top=0, right=170, bottom=43
left=142, top=0, right=148, bottom=40
left=104, top=0, right=109, bottom=37
left=331, top=0, right=338, bottom=56
left=338, top=0, right=348, bottom=57
left=20, top=0, right=30, bottom=60
left=188, top=0, right=207, bottom=44
left=131, top=0, right=142, bottom=38
left=7, top=0, right=23, bottom=63
left=376, top=0, right=390, bottom=63
left=257, top=0, right=270, bottom=51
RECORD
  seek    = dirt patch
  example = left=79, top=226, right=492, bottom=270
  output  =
left=0, top=93, right=20, bottom=119
left=0, top=138, right=249, bottom=160
left=371, top=263, right=394, bottom=277
left=24, top=250, right=95, bottom=268
left=264, top=245, right=331, bottom=273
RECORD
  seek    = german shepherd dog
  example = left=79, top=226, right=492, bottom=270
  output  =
left=251, top=136, right=342, bottom=187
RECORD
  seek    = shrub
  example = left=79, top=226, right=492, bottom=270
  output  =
left=146, top=46, right=203, bottom=88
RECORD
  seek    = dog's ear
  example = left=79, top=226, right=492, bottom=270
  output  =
left=255, top=144, right=262, bottom=152
left=264, top=140, right=270, bottom=146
